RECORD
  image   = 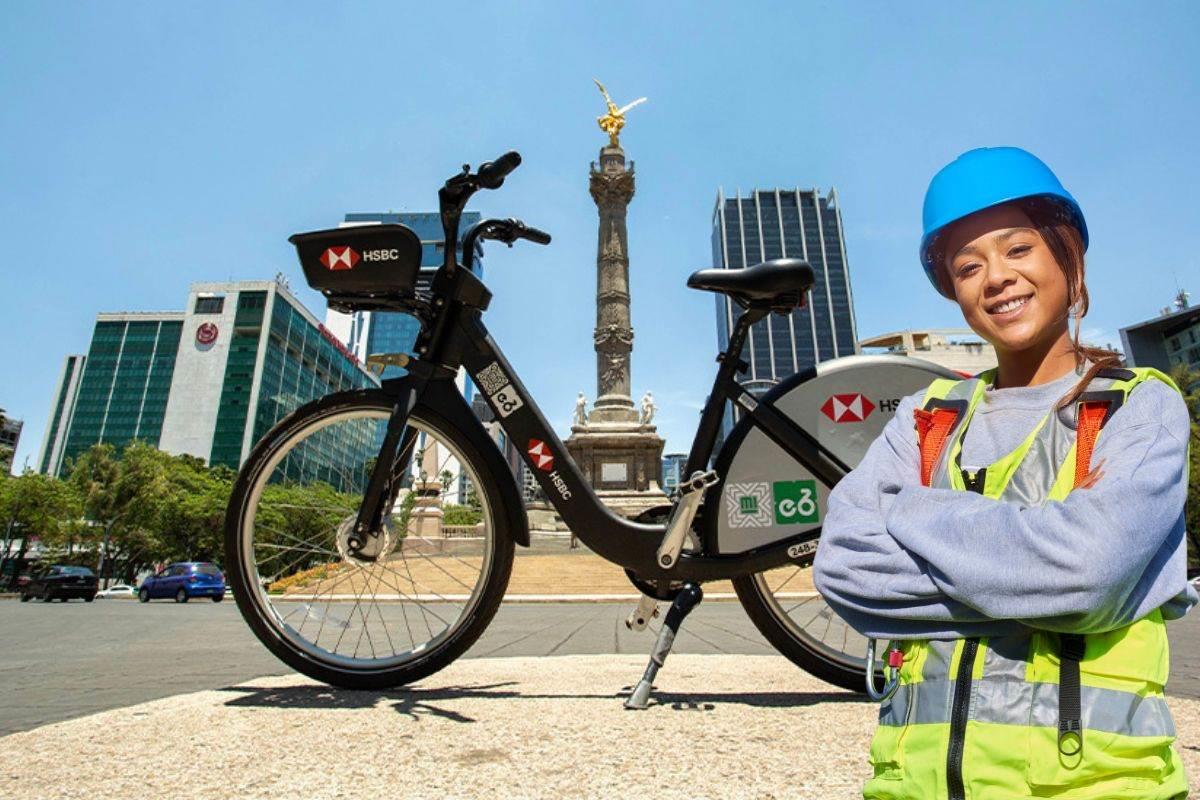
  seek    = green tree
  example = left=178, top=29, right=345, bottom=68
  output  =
left=154, top=455, right=233, bottom=565
left=67, top=442, right=168, bottom=585
left=0, top=471, right=78, bottom=585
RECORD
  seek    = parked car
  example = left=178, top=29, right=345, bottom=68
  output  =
left=138, top=562, right=225, bottom=603
left=19, top=565, right=99, bottom=603
left=95, top=583, right=137, bottom=599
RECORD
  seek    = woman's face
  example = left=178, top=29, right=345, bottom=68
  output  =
left=940, top=203, right=1070, bottom=355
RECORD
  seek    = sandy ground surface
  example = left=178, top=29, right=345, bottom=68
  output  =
left=0, top=654, right=1196, bottom=800
left=279, top=546, right=816, bottom=598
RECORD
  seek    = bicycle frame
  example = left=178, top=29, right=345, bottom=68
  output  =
left=344, top=155, right=852, bottom=587
left=357, top=271, right=850, bottom=588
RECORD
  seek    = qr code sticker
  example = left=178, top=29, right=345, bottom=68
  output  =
left=476, top=362, right=509, bottom=395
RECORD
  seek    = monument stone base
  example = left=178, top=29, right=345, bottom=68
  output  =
left=565, top=421, right=668, bottom=519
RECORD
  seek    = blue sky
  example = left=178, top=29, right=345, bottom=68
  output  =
left=3, top=1, right=1198, bottom=473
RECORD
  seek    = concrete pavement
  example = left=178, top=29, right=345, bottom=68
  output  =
left=0, top=654, right=1197, bottom=800
left=1, top=597, right=1198, bottom=736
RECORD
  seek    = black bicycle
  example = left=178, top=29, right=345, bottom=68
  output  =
left=224, top=151, right=956, bottom=704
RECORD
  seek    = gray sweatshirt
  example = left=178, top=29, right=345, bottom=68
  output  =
left=811, top=364, right=1198, bottom=640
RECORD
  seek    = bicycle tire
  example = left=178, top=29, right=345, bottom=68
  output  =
left=733, top=572, right=881, bottom=694
left=224, top=389, right=514, bottom=690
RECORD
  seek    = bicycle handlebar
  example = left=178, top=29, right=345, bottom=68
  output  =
left=518, top=224, right=551, bottom=245
left=438, top=150, right=529, bottom=275
left=476, top=151, right=522, bottom=189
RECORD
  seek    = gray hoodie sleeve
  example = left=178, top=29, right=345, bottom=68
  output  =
left=812, top=391, right=1030, bottom=639
left=884, top=379, right=1198, bottom=634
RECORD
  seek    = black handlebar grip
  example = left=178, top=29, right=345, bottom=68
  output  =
left=476, top=151, right=522, bottom=189
left=520, top=226, right=552, bottom=245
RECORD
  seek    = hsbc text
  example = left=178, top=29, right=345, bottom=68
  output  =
left=547, top=469, right=572, bottom=501
left=878, top=398, right=901, bottom=413
left=361, top=249, right=403, bottom=262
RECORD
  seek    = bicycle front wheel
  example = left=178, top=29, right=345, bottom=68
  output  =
left=224, top=390, right=514, bottom=689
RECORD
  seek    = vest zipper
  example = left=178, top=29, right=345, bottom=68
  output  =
left=947, top=638, right=980, bottom=800
left=962, top=467, right=987, bottom=494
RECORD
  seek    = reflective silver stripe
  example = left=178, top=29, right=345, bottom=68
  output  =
left=921, top=639, right=959, bottom=681
left=1001, top=374, right=1121, bottom=505
left=982, top=634, right=1032, bottom=681
left=881, top=680, right=1176, bottom=737
left=1026, top=683, right=1177, bottom=738
left=880, top=679, right=953, bottom=727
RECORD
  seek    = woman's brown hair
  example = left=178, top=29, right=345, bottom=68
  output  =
left=1018, top=198, right=1123, bottom=411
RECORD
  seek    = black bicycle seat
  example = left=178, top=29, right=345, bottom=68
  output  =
left=687, top=259, right=814, bottom=307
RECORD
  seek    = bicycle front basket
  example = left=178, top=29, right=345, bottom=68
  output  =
left=290, top=224, right=423, bottom=295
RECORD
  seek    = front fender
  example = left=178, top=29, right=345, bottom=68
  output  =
left=405, top=378, right=531, bottom=548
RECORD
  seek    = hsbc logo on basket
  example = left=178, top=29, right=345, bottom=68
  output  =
left=528, top=439, right=572, bottom=501
left=320, top=246, right=360, bottom=271
left=821, top=393, right=876, bottom=423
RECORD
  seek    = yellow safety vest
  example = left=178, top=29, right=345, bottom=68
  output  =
left=864, top=366, right=1190, bottom=800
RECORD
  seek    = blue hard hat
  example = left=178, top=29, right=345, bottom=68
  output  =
left=919, top=147, right=1088, bottom=298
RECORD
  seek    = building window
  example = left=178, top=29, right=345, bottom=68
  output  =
left=195, top=296, right=225, bottom=314
left=1169, top=336, right=1181, bottom=352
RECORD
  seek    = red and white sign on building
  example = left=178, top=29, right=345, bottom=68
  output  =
left=320, top=246, right=360, bottom=271
left=195, top=323, right=219, bottom=346
left=821, top=393, right=876, bottom=423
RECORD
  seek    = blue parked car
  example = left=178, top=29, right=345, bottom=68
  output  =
left=138, top=562, right=225, bottom=603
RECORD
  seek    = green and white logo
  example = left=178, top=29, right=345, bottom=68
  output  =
left=773, top=480, right=819, bottom=525
left=724, top=482, right=772, bottom=528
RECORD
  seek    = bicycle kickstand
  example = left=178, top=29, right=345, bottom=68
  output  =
left=623, top=582, right=703, bottom=710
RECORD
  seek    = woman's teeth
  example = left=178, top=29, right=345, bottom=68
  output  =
left=992, top=296, right=1029, bottom=314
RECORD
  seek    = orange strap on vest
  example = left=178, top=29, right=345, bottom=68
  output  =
left=914, top=399, right=1111, bottom=490
left=1073, top=401, right=1109, bottom=488
left=914, top=407, right=960, bottom=488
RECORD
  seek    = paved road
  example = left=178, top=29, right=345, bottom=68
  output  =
left=1, top=597, right=1198, bottom=735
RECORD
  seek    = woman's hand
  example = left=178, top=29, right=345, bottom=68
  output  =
left=1075, top=458, right=1106, bottom=490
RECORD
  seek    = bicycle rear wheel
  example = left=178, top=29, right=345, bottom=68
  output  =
left=224, top=390, right=514, bottom=689
left=733, top=566, right=876, bottom=693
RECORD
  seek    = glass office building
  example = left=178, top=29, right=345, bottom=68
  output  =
left=49, top=315, right=184, bottom=474
left=712, top=188, right=859, bottom=383
left=326, top=212, right=482, bottom=393
left=39, top=280, right=377, bottom=478
left=38, top=354, right=88, bottom=475
left=711, top=188, right=859, bottom=434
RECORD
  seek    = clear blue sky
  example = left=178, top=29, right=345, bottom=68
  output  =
left=3, top=1, right=1198, bottom=473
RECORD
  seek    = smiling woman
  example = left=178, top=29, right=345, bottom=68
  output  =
left=812, top=146, right=1197, bottom=800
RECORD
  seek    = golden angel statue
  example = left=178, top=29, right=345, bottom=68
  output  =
left=594, top=78, right=647, bottom=147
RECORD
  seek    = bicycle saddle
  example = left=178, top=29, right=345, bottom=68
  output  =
left=687, top=259, right=814, bottom=309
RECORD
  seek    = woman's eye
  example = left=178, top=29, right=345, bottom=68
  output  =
left=1008, top=244, right=1032, bottom=257
left=956, top=263, right=980, bottom=277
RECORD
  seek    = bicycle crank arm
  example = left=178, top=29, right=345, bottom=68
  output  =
left=625, top=594, right=659, bottom=631
left=655, top=471, right=718, bottom=569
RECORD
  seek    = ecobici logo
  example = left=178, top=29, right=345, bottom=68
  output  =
left=773, top=480, right=818, bottom=525
left=725, top=480, right=819, bottom=528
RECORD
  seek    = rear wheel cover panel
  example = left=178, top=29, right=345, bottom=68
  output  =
left=704, top=355, right=961, bottom=555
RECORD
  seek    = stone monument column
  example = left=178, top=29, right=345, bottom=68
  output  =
left=589, top=146, right=638, bottom=423
left=564, top=80, right=666, bottom=519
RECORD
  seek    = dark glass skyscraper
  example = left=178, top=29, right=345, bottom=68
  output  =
left=711, top=188, right=859, bottom=432
left=332, top=212, right=483, bottom=382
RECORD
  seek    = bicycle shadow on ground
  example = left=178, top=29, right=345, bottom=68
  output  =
left=218, top=682, right=862, bottom=724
